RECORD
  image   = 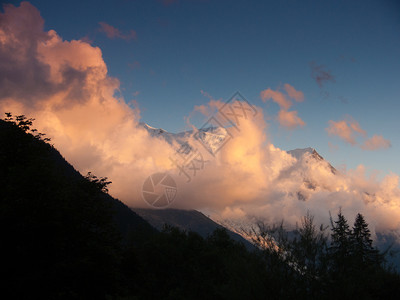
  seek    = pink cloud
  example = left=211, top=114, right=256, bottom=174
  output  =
left=349, top=120, right=366, bottom=136
left=277, top=110, right=305, bottom=129
left=0, top=2, right=178, bottom=206
left=98, top=22, right=137, bottom=40
left=193, top=103, right=212, bottom=116
left=200, top=90, right=215, bottom=102
left=260, top=84, right=306, bottom=129
left=326, top=117, right=391, bottom=151
left=362, top=135, right=391, bottom=150
left=260, top=88, right=292, bottom=110
left=199, top=90, right=223, bottom=113
left=284, top=84, right=304, bottom=102
left=326, top=120, right=358, bottom=145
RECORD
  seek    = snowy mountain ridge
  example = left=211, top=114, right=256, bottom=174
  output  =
left=139, top=122, right=325, bottom=163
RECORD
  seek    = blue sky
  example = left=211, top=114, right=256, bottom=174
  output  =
left=8, top=0, right=400, bottom=176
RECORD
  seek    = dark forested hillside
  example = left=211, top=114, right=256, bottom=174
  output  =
left=133, top=208, right=255, bottom=249
left=1, top=116, right=400, bottom=299
left=0, top=117, right=155, bottom=298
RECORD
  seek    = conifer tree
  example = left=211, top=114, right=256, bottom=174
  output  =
left=351, top=213, right=381, bottom=267
left=329, top=210, right=352, bottom=274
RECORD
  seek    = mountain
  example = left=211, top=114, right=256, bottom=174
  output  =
left=2, top=117, right=399, bottom=298
left=287, top=147, right=336, bottom=174
left=139, top=122, right=230, bottom=155
left=139, top=122, right=332, bottom=166
left=0, top=119, right=156, bottom=241
left=133, top=208, right=255, bottom=250
left=0, top=118, right=156, bottom=297
left=138, top=123, right=400, bottom=263
left=140, top=122, right=336, bottom=203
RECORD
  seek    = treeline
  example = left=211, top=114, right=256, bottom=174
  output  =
left=1, top=114, right=400, bottom=299
left=245, top=212, right=400, bottom=299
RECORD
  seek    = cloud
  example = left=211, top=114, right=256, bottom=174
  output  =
left=260, top=84, right=305, bottom=129
left=326, top=119, right=360, bottom=145
left=98, top=22, right=137, bottom=40
left=0, top=1, right=175, bottom=204
left=0, top=2, right=61, bottom=105
left=1, top=3, right=399, bottom=248
left=310, top=61, right=336, bottom=88
left=284, top=84, right=304, bottom=102
left=260, top=88, right=292, bottom=110
left=326, top=117, right=390, bottom=151
left=277, top=110, right=305, bottom=129
left=200, top=90, right=220, bottom=103
left=362, top=135, right=392, bottom=150
left=349, top=120, right=366, bottom=136
left=183, top=90, right=223, bottom=127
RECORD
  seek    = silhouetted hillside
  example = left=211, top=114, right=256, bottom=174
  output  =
left=133, top=208, right=255, bottom=249
left=0, top=118, right=155, bottom=298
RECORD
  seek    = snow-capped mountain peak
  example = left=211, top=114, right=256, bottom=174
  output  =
left=138, top=122, right=330, bottom=165
left=138, top=122, right=167, bottom=135
left=138, top=122, right=229, bottom=155
left=287, top=147, right=315, bottom=160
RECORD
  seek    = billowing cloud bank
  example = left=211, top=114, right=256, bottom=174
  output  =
left=1, top=2, right=400, bottom=241
left=0, top=2, right=176, bottom=203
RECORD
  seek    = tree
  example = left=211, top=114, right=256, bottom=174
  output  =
left=329, top=209, right=353, bottom=273
left=293, top=212, right=329, bottom=279
left=351, top=213, right=382, bottom=268
left=3, top=112, right=51, bottom=142
left=85, top=171, right=112, bottom=193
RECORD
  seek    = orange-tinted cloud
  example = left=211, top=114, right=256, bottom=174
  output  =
left=260, top=84, right=305, bottom=129
left=362, top=135, right=392, bottom=150
left=98, top=22, right=137, bottom=40
left=0, top=2, right=175, bottom=204
left=277, top=110, right=305, bottom=129
left=349, top=120, right=366, bottom=136
left=284, top=83, right=304, bottom=102
left=326, top=120, right=359, bottom=145
left=183, top=90, right=223, bottom=127
left=260, top=88, right=292, bottom=110
left=326, top=117, right=390, bottom=151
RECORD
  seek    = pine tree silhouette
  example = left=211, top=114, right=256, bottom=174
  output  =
left=351, top=213, right=381, bottom=268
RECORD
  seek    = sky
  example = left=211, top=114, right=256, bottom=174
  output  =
left=17, top=0, right=400, bottom=177
left=1, top=0, right=400, bottom=235
left=3, top=0, right=398, bottom=176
